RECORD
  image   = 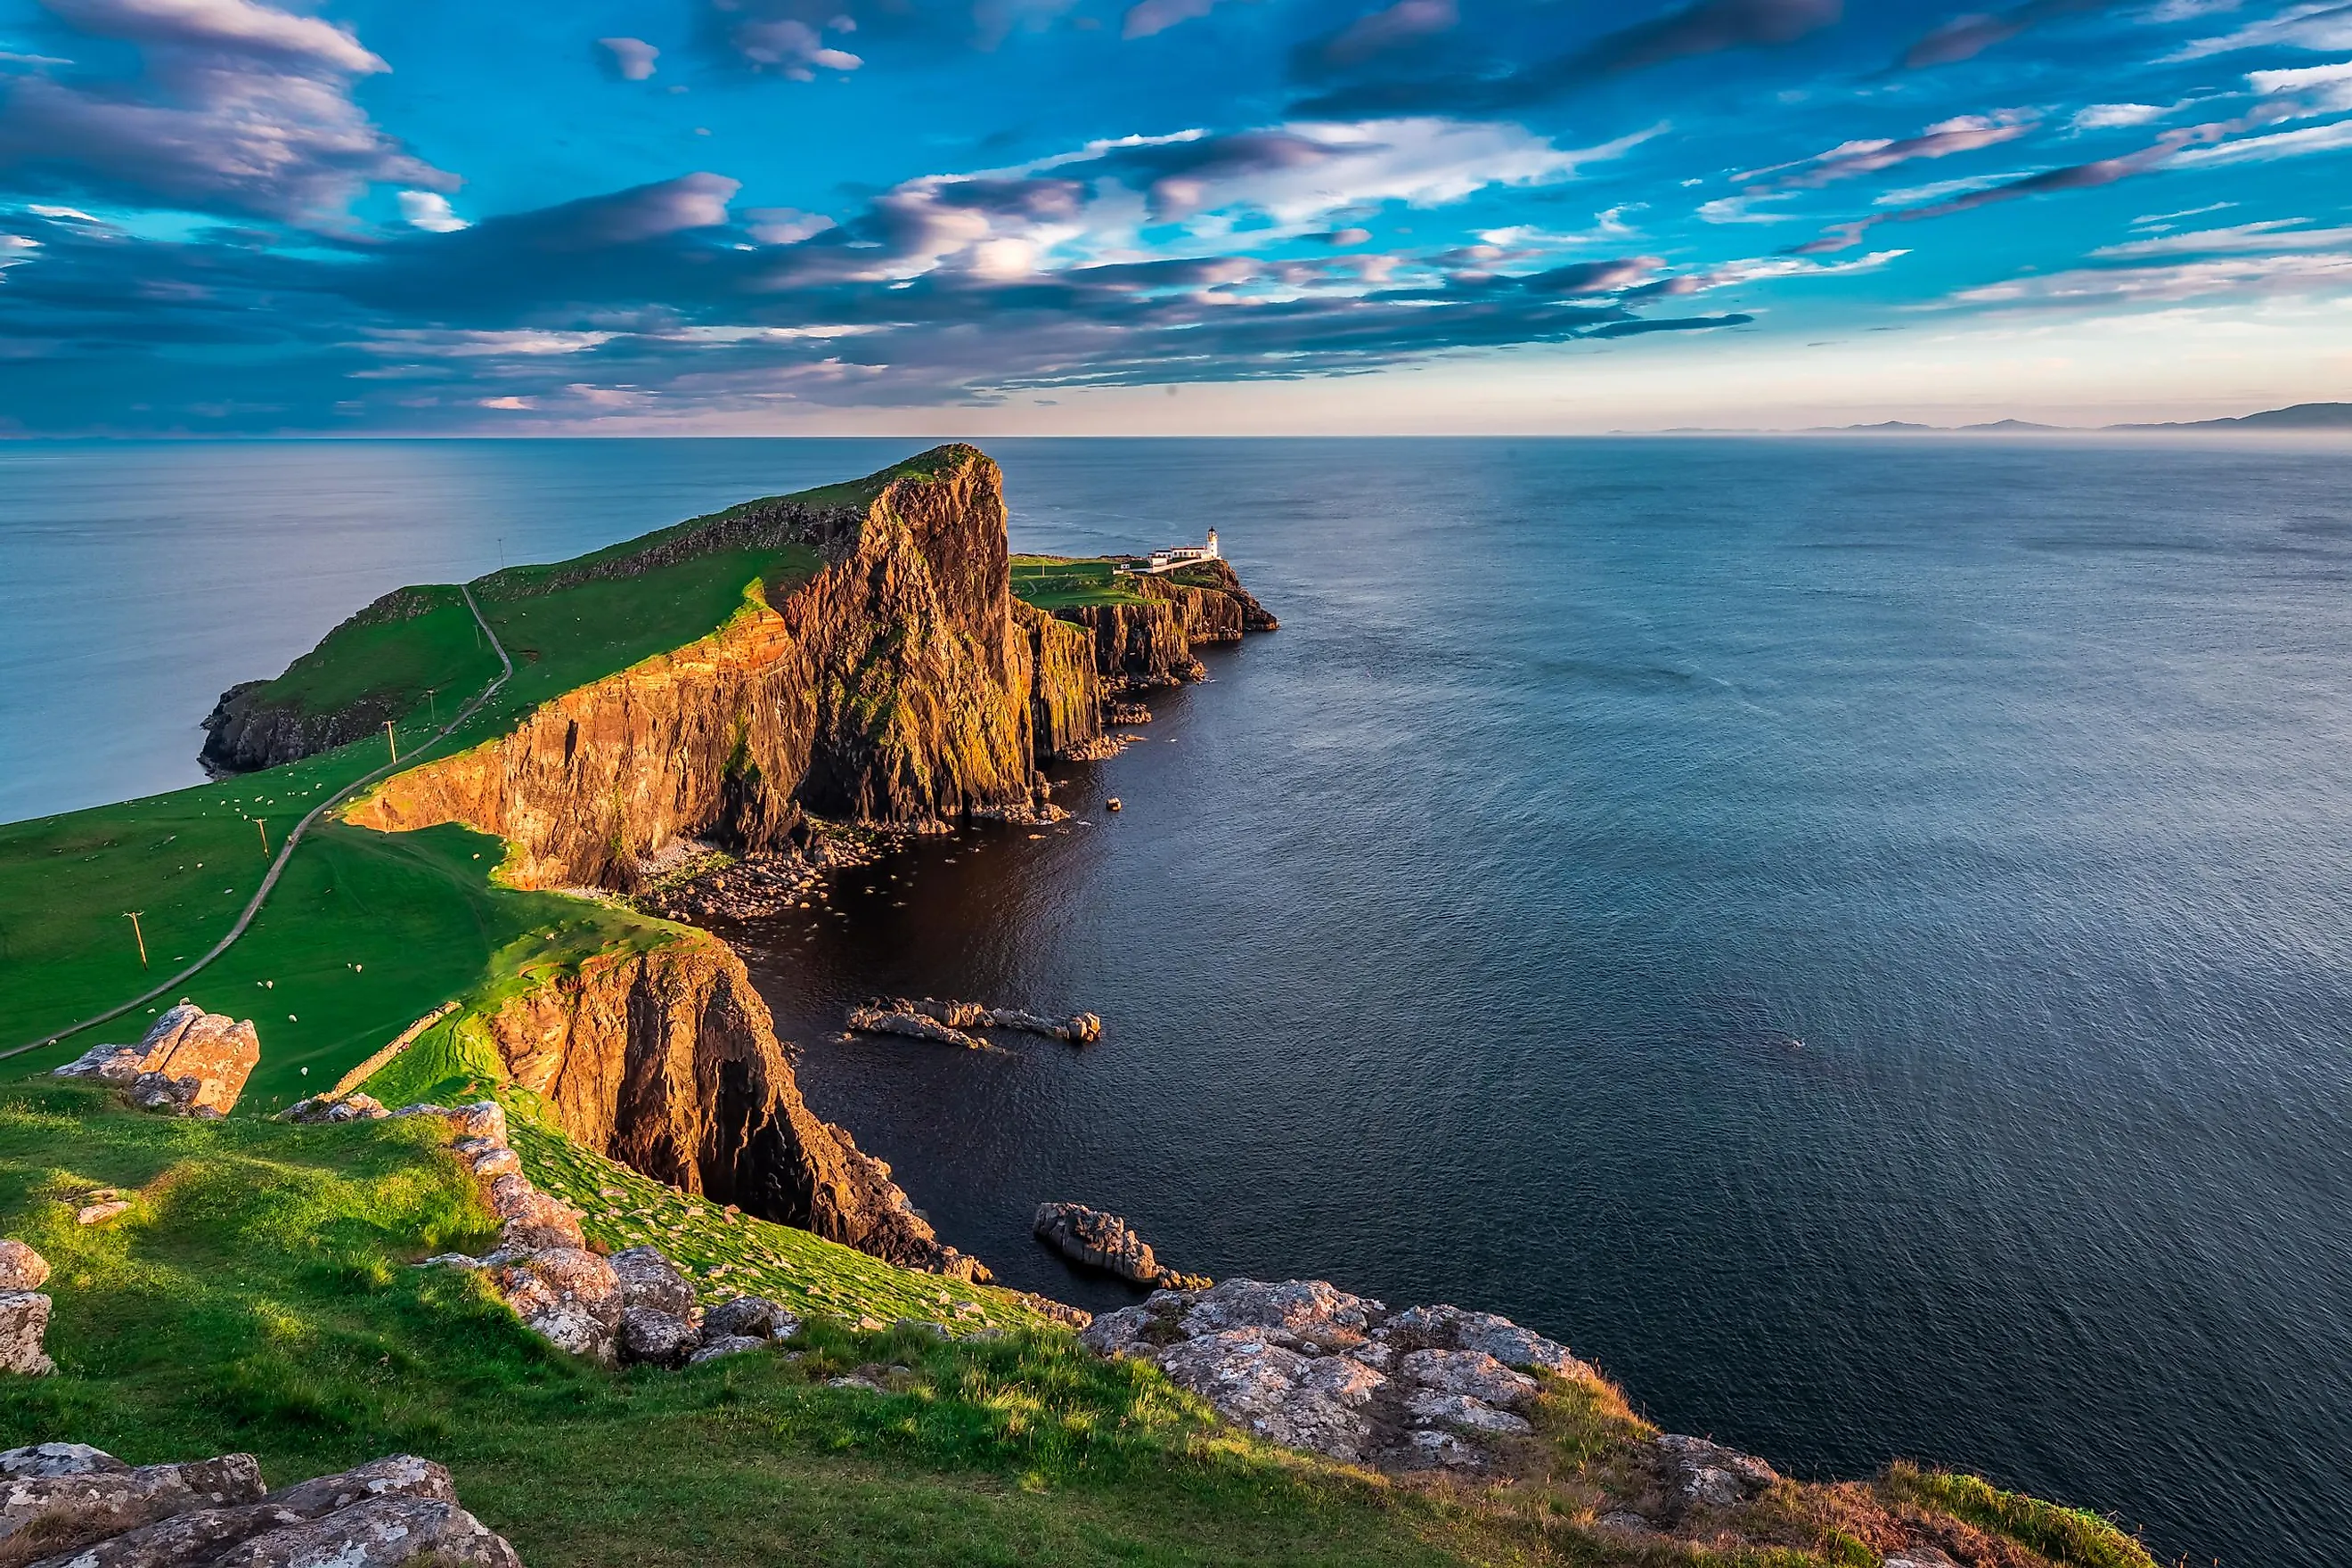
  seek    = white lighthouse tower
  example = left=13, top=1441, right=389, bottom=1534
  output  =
left=1205, top=528, right=1221, bottom=559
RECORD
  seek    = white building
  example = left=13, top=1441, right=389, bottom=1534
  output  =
left=1141, top=529, right=1220, bottom=574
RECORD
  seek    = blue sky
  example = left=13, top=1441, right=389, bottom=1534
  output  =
left=1, top=0, right=2348, bottom=432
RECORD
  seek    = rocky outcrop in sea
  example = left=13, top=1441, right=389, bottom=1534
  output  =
left=1033, top=1204, right=1208, bottom=1290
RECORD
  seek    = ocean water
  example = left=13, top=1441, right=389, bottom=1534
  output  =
left=7, top=437, right=2352, bottom=1565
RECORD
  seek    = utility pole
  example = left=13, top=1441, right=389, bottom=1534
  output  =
left=125, top=911, right=148, bottom=968
left=426, top=688, right=437, bottom=723
left=385, top=721, right=399, bottom=764
left=252, top=817, right=269, bottom=857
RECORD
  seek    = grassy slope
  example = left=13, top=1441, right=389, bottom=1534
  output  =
left=1011, top=556, right=1152, bottom=610
left=0, top=1088, right=2154, bottom=1568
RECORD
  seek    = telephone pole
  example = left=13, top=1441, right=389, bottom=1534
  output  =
left=125, top=911, right=148, bottom=968
left=385, top=721, right=398, bottom=764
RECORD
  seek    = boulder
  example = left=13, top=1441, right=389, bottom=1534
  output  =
left=703, top=1296, right=799, bottom=1343
left=203, top=1496, right=519, bottom=1568
left=1078, top=1278, right=1593, bottom=1472
left=0, top=1453, right=264, bottom=1564
left=687, top=1335, right=766, bottom=1366
left=1654, top=1433, right=1780, bottom=1507
left=277, top=1095, right=388, bottom=1124
left=0, top=1448, right=121, bottom=1482
left=608, top=1248, right=698, bottom=1319
left=53, top=1005, right=258, bottom=1117
left=0, top=1294, right=53, bottom=1377
left=617, top=1307, right=699, bottom=1368
left=443, top=1103, right=508, bottom=1147
left=0, top=1245, right=48, bottom=1294
left=1033, top=1203, right=1208, bottom=1291
left=489, top=1248, right=621, bottom=1360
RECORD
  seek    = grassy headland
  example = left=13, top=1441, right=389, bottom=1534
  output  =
left=1011, top=555, right=1153, bottom=610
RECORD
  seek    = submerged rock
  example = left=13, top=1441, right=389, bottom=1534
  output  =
left=1033, top=1204, right=1209, bottom=1291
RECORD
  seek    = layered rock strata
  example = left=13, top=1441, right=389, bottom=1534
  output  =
left=53, top=1005, right=259, bottom=1117
left=0, top=1444, right=519, bottom=1568
left=450, top=941, right=985, bottom=1278
left=344, top=447, right=1055, bottom=889
left=1033, top=1204, right=1209, bottom=1291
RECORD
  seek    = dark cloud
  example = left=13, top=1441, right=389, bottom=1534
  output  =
left=0, top=157, right=1758, bottom=430
left=1897, top=0, right=2108, bottom=69
left=1289, top=0, right=1458, bottom=81
left=1743, top=113, right=2032, bottom=192
left=700, top=0, right=864, bottom=78
left=1297, top=0, right=1842, bottom=116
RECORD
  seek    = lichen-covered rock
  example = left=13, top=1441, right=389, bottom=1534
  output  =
left=0, top=1294, right=53, bottom=1377
left=0, top=1448, right=119, bottom=1482
left=1156, top=1329, right=1385, bottom=1459
left=1654, top=1433, right=1780, bottom=1507
left=702, top=1296, right=799, bottom=1343
left=53, top=1005, right=259, bottom=1117
left=0, top=1453, right=264, bottom=1563
left=607, top=1247, right=698, bottom=1319
left=204, top=1495, right=519, bottom=1568
left=444, top=1103, right=509, bottom=1147
left=1033, top=1204, right=1208, bottom=1291
left=278, top=1094, right=388, bottom=1124
left=618, top=1307, right=700, bottom=1369
left=688, top=1335, right=766, bottom=1365
left=0, top=1245, right=47, bottom=1294
left=1079, top=1278, right=1590, bottom=1473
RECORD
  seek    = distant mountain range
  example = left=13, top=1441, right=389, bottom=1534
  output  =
left=1796, top=401, right=2352, bottom=434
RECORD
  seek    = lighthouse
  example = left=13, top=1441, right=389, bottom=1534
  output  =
left=1205, top=528, right=1221, bottom=559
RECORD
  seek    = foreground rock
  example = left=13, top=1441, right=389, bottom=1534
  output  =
left=1033, top=1204, right=1209, bottom=1291
left=0, top=1445, right=519, bottom=1568
left=853, top=999, right=1102, bottom=1049
left=53, top=1005, right=259, bottom=1117
left=0, top=1244, right=53, bottom=1378
left=1082, top=1279, right=1602, bottom=1472
left=410, top=1103, right=811, bottom=1368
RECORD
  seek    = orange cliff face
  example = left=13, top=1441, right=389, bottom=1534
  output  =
left=345, top=446, right=1100, bottom=890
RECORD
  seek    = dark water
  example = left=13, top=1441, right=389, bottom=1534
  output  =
left=8, top=438, right=2352, bottom=1565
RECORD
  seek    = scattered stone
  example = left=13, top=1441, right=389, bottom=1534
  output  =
left=1654, top=1433, right=1780, bottom=1507
left=1882, top=1549, right=1962, bottom=1568
left=854, top=999, right=1101, bottom=1048
left=1104, top=701, right=1152, bottom=726
left=703, top=1296, right=799, bottom=1343
left=687, top=1335, right=766, bottom=1366
left=0, top=1452, right=264, bottom=1562
left=1079, top=1278, right=1590, bottom=1473
left=618, top=1306, right=700, bottom=1369
left=1033, top=1203, right=1210, bottom=1291
left=0, top=1244, right=49, bottom=1294
left=277, top=1094, right=388, bottom=1124
left=1105, top=797, right=1122, bottom=813
left=53, top=1005, right=260, bottom=1117
left=0, top=1294, right=53, bottom=1376
left=76, top=1202, right=130, bottom=1228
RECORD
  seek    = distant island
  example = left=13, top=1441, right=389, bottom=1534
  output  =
left=1655, top=399, right=2352, bottom=435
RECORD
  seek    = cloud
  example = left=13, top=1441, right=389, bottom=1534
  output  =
left=487, top=172, right=740, bottom=248
left=2072, top=102, right=2176, bottom=127
left=1739, top=113, right=2035, bottom=191
left=705, top=3, right=864, bottom=78
left=2091, top=219, right=2352, bottom=257
left=1948, top=249, right=2352, bottom=307
left=398, top=190, right=468, bottom=233
left=1896, top=0, right=2114, bottom=70
left=1290, top=0, right=1457, bottom=78
left=0, top=0, right=443, bottom=223
left=744, top=206, right=835, bottom=244
left=0, top=233, right=37, bottom=272
left=43, top=0, right=385, bottom=73
left=1297, top=0, right=1840, bottom=116
left=1122, top=0, right=1223, bottom=37
left=598, top=37, right=660, bottom=80
left=2174, top=2, right=2352, bottom=60
left=2168, top=115, right=2352, bottom=163
left=1520, top=256, right=1663, bottom=294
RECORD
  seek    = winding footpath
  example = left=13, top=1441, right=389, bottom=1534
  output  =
left=3, top=585, right=514, bottom=1061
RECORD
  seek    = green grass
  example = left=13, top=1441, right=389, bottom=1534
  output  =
left=1883, top=1466, right=2158, bottom=1568
left=255, top=588, right=503, bottom=723
left=1, top=809, right=675, bottom=1103
left=0, top=1087, right=1479, bottom=1567
left=1010, top=557, right=1151, bottom=610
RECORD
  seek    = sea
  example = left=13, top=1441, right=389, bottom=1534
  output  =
left=6, top=435, right=2351, bottom=1566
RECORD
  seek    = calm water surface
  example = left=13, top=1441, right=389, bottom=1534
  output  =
left=6, top=436, right=2351, bottom=1567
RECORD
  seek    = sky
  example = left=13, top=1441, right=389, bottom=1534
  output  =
left=1, top=0, right=2349, bottom=432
